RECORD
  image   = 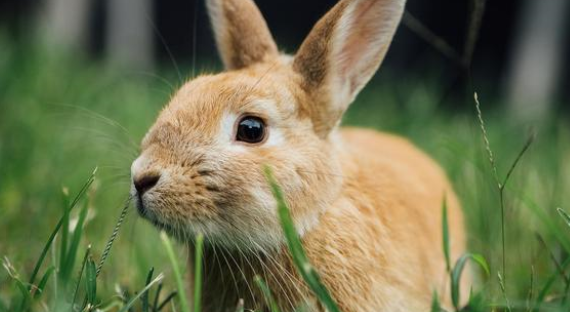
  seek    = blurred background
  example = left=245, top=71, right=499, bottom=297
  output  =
left=1, top=0, right=569, bottom=118
left=1, top=0, right=570, bottom=310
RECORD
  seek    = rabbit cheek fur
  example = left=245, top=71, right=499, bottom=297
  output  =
left=131, top=0, right=467, bottom=311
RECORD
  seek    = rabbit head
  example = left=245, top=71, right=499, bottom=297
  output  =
left=131, top=0, right=405, bottom=250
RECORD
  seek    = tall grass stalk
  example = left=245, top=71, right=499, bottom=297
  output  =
left=160, top=232, right=190, bottom=312
left=193, top=234, right=204, bottom=312
left=96, top=196, right=132, bottom=277
left=474, top=92, right=534, bottom=285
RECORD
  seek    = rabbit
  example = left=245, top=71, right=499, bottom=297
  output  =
left=131, top=0, right=467, bottom=311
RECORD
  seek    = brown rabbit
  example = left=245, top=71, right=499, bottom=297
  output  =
left=131, top=0, right=466, bottom=310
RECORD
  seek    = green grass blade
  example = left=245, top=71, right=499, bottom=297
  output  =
left=153, top=282, right=163, bottom=311
left=451, top=255, right=467, bottom=310
left=466, top=287, right=486, bottom=312
left=451, top=253, right=489, bottom=310
left=469, top=254, right=490, bottom=275
left=61, top=199, right=89, bottom=282
left=431, top=290, right=443, bottom=312
left=557, top=208, right=570, bottom=228
left=34, top=266, right=55, bottom=299
left=255, top=276, right=281, bottom=312
left=142, top=267, right=155, bottom=312
left=28, top=168, right=96, bottom=289
left=118, top=274, right=164, bottom=312
left=442, top=197, right=451, bottom=272
left=265, top=167, right=341, bottom=312
left=72, top=245, right=91, bottom=308
left=194, top=234, right=204, bottom=312
left=160, top=231, right=191, bottom=312
left=157, top=292, right=178, bottom=311
left=85, top=256, right=97, bottom=307
left=59, top=188, right=70, bottom=282
left=14, top=278, right=33, bottom=312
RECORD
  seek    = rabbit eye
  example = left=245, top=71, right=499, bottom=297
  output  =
left=236, top=116, right=266, bottom=144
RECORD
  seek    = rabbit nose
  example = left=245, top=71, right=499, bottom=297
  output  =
left=134, top=173, right=161, bottom=195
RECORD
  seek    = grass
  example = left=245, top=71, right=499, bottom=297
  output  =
left=1, top=37, right=570, bottom=311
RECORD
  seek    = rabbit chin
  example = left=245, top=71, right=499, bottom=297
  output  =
left=152, top=216, right=286, bottom=252
left=134, top=195, right=288, bottom=252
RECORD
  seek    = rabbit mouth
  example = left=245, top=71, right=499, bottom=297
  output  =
left=138, top=205, right=188, bottom=240
left=134, top=192, right=165, bottom=228
left=136, top=197, right=160, bottom=227
left=135, top=194, right=147, bottom=215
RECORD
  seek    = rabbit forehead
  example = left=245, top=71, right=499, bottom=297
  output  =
left=157, top=71, right=297, bottom=129
left=143, top=67, right=299, bottom=148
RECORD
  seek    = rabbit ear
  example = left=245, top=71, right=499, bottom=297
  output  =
left=293, top=0, right=405, bottom=136
left=206, top=0, right=279, bottom=70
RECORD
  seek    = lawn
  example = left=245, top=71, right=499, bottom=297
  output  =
left=1, top=38, right=569, bottom=311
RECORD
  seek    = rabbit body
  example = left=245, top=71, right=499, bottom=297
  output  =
left=131, top=0, right=467, bottom=310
